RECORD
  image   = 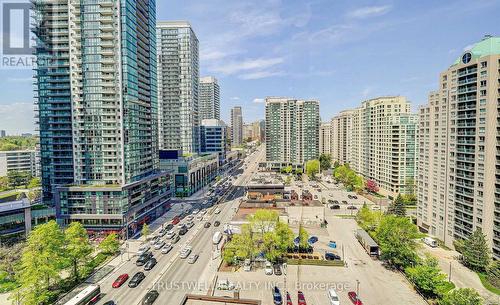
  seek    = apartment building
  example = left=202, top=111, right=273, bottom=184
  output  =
left=200, top=119, right=229, bottom=164
left=231, top=106, right=243, bottom=147
left=34, top=0, right=172, bottom=232
left=157, top=21, right=200, bottom=154
left=265, top=97, right=320, bottom=168
left=417, top=36, right=500, bottom=257
left=319, top=122, right=331, bottom=156
left=330, top=110, right=354, bottom=164
left=0, top=150, right=37, bottom=177
left=199, top=76, right=220, bottom=121
left=350, top=96, right=417, bottom=198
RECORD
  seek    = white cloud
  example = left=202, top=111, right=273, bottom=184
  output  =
left=211, top=57, right=285, bottom=75
left=7, top=77, right=32, bottom=83
left=252, top=98, right=265, bottom=104
left=347, top=5, right=392, bottom=19
left=230, top=97, right=241, bottom=100
left=239, top=70, right=285, bottom=80
left=0, top=102, right=35, bottom=134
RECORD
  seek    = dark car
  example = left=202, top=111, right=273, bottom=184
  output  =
left=164, top=223, right=174, bottom=231
left=341, top=200, right=348, bottom=204
left=333, top=200, right=339, bottom=204
left=204, top=222, right=211, bottom=228
left=272, top=286, right=283, bottom=305
left=308, top=236, right=318, bottom=244
left=325, top=252, right=341, bottom=260
left=136, top=252, right=153, bottom=266
left=144, top=257, right=157, bottom=271
left=273, top=263, right=282, bottom=275
left=328, top=199, right=334, bottom=204
left=298, top=291, right=307, bottom=305
left=103, top=302, right=116, bottom=305
left=142, top=290, right=159, bottom=305
left=330, top=204, right=340, bottom=209
left=179, top=227, right=188, bottom=235
left=353, top=195, right=358, bottom=199
left=347, top=195, right=353, bottom=199
left=128, top=272, right=146, bottom=288
left=347, top=206, right=357, bottom=210
left=214, top=221, right=221, bottom=227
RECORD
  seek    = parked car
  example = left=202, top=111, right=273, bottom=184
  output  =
left=273, top=263, right=282, bottom=275
left=353, top=195, right=358, bottom=199
left=333, top=200, right=339, bottom=204
left=214, top=221, right=221, bottom=227
left=144, top=257, right=157, bottom=271
left=180, top=246, right=192, bottom=259
left=112, top=273, right=129, bottom=288
left=347, top=195, right=353, bottom=199
left=308, top=236, right=318, bottom=244
left=161, top=243, right=173, bottom=254
left=137, top=245, right=151, bottom=256
left=185, top=215, right=194, bottom=222
left=330, top=204, right=340, bottom=209
left=325, top=252, right=341, bottom=260
left=347, top=206, right=357, bottom=210
left=171, top=216, right=180, bottom=225
left=298, top=291, right=307, bottom=305
left=179, top=227, right=188, bottom=235
left=171, top=234, right=180, bottom=244
left=136, top=252, right=153, bottom=266
left=328, top=288, right=341, bottom=305
left=149, top=235, right=161, bottom=245
left=214, top=208, right=221, bottom=214
left=154, top=240, right=165, bottom=250
left=165, top=230, right=176, bottom=239
left=192, top=209, right=200, bottom=215
left=141, top=290, right=159, bottom=305
left=348, top=291, right=363, bottom=305
left=341, top=200, right=348, bottom=204
left=187, top=254, right=199, bottom=264
left=128, top=272, right=146, bottom=288
left=265, top=262, right=273, bottom=275
left=272, top=286, right=283, bottom=305
left=204, top=222, right=211, bottom=228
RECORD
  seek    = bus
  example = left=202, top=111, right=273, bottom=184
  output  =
left=64, top=285, right=101, bottom=305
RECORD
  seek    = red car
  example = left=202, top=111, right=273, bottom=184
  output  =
left=171, top=216, right=180, bottom=225
left=297, top=291, right=306, bottom=305
left=286, top=292, right=292, bottom=305
left=112, top=273, right=129, bottom=288
left=348, top=291, right=363, bottom=305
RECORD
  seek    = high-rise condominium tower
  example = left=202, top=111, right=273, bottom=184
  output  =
left=34, top=0, right=172, bottom=230
left=350, top=96, right=417, bottom=197
left=231, top=106, right=243, bottom=147
left=330, top=110, right=354, bottom=164
left=157, top=21, right=200, bottom=154
left=199, top=76, right=220, bottom=121
left=417, top=36, right=500, bottom=258
left=265, top=98, right=320, bottom=164
left=319, top=122, right=331, bottom=156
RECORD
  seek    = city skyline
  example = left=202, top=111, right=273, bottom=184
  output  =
left=1, top=0, right=500, bottom=134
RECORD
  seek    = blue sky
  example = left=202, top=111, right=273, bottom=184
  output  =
left=0, top=0, right=499, bottom=134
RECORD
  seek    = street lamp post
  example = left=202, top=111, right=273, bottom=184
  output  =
left=356, top=279, right=360, bottom=298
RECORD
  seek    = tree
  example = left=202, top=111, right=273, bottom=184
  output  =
left=375, top=215, right=421, bottom=269
left=27, top=177, right=41, bottom=189
left=274, top=221, right=294, bottom=253
left=356, top=203, right=380, bottom=231
left=141, top=224, right=151, bottom=240
left=7, top=170, right=31, bottom=188
left=247, top=209, right=279, bottom=240
left=12, top=221, right=65, bottom=305
left=405, top=255, right=449, bottom=299
left=462, top=228, right=491, bottom=272
left=365, top=179, right=379, bottom=193
left=284, top=176, right=292, bottom=186
left=487, top=260, right=500, bottom=289
left=319, top=154, right=332, bottom=172
left=26, top=189, right=41, bottom=202
left=64, top=222, right=92, bottom=281
left=387, top=195, right=406, bottom=217
left=0, top=176, right=11, bottom=192
left=0, top=243, right=23, bottom=281
left=223, top=224, right=257, bottom=264
left=305, top=159, right=320, bottom=179
left=298, top=225, right=309, bottom=249
left=439, top=288, right=483, bottom=305
left=99, top=233, right=120, bottom=255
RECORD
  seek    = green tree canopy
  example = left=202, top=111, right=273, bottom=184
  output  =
left=99, top=233, right=120, bottom=255
left=405, top=255, right=449, bottom=299
left=141, top=224, right=151, bottom=240
left=387, top=195, right=406, bottom=217
left=319, top=154, right=332, bottom=172
left=247, top=209, right=279, bottom=239
left=305, top=159, right=320, bottom=179
left=439, top=288, right=483, bottom=305
left=27, top=177, right=41, bottom=189
left=0, top=136, right=37, bottom=151
left=64, top=222, right=93, bottom=281
left=298, top=225, right=310, bottom=249
left=375, top=215, right=421, bottom=269
left=462, top=228, right=491, bottom=272
left=7, top=170, right=31, bottom=188
left=356, top=203, right=381, bottom=232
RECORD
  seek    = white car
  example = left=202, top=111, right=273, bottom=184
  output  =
left=161, top=243, right=173, bottom=254
left=186, top=221, right=194, bottom=228
left=243, top=259, right=251, bottom=272
left=192, top=209, right=200, bottom=215
left=200, top=209, right=207, bottom=215
left=264, top=262, right=273, bottom=275
left=179, top=246, right=192, bottom=259
left=149, top=235, right=161, bottom=245
left=154, top=240, right=165, bottom=250
left=185, top=215, right=194, bottom=222
left=137, top=245, right=151, bottom=255
left=327, top=288, right=340, bottom=305
left=165, top=230, right=175, bottom=239
left=214, top=208, right=221, bottom=214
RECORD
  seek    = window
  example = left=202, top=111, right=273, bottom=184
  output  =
left=481, top=61, right=487, bottom=68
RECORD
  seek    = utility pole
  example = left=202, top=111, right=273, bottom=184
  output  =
left=448, top=261, right=452, bottom=282
left=356, top=279, right=360, bottom=298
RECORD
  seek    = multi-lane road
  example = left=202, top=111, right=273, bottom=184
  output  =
left=97, top=146, right=264, bottom=305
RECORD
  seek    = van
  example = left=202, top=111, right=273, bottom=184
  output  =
left=212, top=231, right=222, bottom=245
left=423, top=237, right=438, bottom=248
left=327, top=288, right=340, bottom=305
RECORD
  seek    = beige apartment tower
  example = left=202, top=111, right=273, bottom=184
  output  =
left=417, top=36, right=500, bottom=258
left=319, top=122, right=332, bottom=156
left=330, top=110, right=354, bottom=164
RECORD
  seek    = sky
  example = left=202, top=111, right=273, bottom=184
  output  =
left=0, top=0, right=499, bottom=134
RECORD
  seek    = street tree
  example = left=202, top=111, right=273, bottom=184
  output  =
left=0, top=243, right=24, bottom=281
left=247, top=209, right=279, bottom=240
left=141, top=223, right=151, bottom=240
left=274, top=221, right=294, bottom=252
left=439, top=288, right=483, bottom=305
left=64, top=222, right=93, bottom=281
left=405, top=255, right=449, bottom=299
left=319, top=154, right=332, bottom=172
left=305, top=159, right=320, bottom=179
left=365, top=179, right=379, bottom=193
left=356, top=203, right=380, bottom=231
left=375, top=215, right=421, bottom=269
left=99, top=233, right=120, bottom=255
left=223, top=224, right=257, bottom=264
left=387, top=195, right=406, bottom=217
left=462, top=228, right=491, bottom=272
left=298, top=225, right=309, bottom=249
left=487, top=260, right=500, bottom=289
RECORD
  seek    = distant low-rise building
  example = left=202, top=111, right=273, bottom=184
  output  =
left=200, top=119, right=229, bottom=164
left=0, top=150, right=37, bottom=177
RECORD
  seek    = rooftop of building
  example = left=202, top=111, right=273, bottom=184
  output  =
left=452, top=35, right=500, bottom=66
left=200, top=76, right=218, bottom=83
left=157, top=20, right=192, bottom=28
